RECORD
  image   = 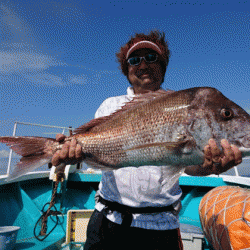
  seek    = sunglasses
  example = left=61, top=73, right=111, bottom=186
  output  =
left=127, top=54, right=158, bottom=66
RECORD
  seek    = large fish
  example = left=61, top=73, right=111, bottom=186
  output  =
left=1, top=87, right=250, bottom=186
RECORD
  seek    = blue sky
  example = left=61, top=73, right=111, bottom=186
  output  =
left=0, top=0, right=250, bottom=157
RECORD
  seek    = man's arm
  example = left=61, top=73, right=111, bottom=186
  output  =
left=185, top=139, right=242, bottom=176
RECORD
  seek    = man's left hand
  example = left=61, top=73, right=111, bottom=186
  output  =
left=202, top=138, right=242, bottom=175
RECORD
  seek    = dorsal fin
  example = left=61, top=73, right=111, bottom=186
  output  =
left=73, top=116, right=110, bottom=134
left=73, top=89, right=174, bottom=134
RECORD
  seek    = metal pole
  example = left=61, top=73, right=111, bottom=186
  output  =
left=7, top=122, right=18, bottom=176
left=15, top=121, right=72, bottom=130
left=69, top=126, right=73, bottom=136
left=234, top=166, right=239, bottom=176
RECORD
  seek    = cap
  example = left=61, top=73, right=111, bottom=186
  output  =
left=126, top=41, right=162, bottom=59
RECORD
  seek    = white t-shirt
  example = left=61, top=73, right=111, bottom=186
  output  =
left=95, top=87, right=182, bottom=230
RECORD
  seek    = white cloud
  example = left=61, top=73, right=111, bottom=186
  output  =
left=0, top=150, right=9, bottom=158
left=23, top=72, right=65, bottom=86
left=0, top=149, right=18, bottom=158
left=0, top=4, right=38, bottom=45
left=0, top=4, right=68, bottom=86
left=69, top=74, right=88, bottom=85
left=0, top=4, right=92, bottom=87
left=0, top=50, right=58, bottom=74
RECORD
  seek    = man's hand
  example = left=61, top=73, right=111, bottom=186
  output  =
left=202, top=139, right=242, bottom=175
left=52, top=134, right=83, bottom=166
left=185, top=139, right=242, bottom=176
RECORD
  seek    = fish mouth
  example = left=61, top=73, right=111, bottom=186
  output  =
left=234, top=133, right=250, bottom=157
left=240, top=136, right=250, bottom=148
left=234, top=133, right=250, bottom=148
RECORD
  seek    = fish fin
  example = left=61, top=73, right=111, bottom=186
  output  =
left=0, top=136, right=55, bottom=156
left=109, top=89, right=173, bottom=115
left=74, top=89, right=174, bottom=135
left=74, top=117, right=109, bottom=134
left=0, top=136, right=55, bottom=181
left=7, top=155, right=52, bottom=181
left=161, top=165, right=186, bottom=190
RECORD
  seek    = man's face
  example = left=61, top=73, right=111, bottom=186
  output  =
left=127, top=48, right=164, bottom=93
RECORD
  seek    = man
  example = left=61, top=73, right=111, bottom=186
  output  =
left=52, top=31, right=242, bottom=249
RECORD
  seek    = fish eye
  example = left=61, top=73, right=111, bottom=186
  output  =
left=220, top=108, right=234, bottom=120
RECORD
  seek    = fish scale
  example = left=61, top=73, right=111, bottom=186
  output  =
left=74, top=90, right=194, bottom=173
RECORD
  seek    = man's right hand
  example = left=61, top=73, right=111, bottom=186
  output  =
left=52, top=134, right=83, bottom=166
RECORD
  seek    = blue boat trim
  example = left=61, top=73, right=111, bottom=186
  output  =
left=179, top=175, right=227, bottom=187
left=68, top=172, right=102, bottom=182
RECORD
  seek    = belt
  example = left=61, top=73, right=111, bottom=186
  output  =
left=98, top=196, right=174, bottom=227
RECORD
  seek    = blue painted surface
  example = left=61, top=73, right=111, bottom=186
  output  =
left=69, top=172, right=230, bottom=187
left=0, top=173, right=248, bottom=249
left=69, top=173, right=233, bottom=187
left=180, top=188, right=205, bottom=228
left=179, top=176, right=228, bottom=187
left=0, top=180, right=65, bottom=249
left=68, top=173, right=102, bottom=182
left=0, top=176, right=98, bottom=249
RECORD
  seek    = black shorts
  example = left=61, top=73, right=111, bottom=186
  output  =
left=84, top=209, right=183, bottom=250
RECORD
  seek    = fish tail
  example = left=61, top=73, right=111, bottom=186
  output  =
left=0, top=136, right=56, bottom=181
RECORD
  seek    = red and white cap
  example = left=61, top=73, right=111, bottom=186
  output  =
left=126, top=41, right=162, bottom=59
